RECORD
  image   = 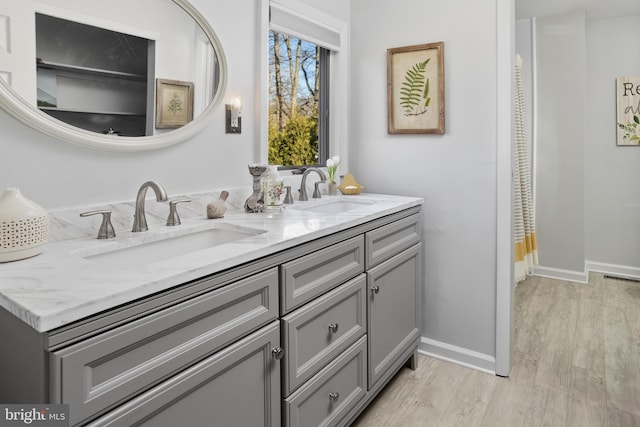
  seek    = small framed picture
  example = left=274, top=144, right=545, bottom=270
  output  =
left=387, top=42, right=445, bottom=134
left=616, top=76, right=640, bottom=146
left=155, top=78, right=194, bottom=128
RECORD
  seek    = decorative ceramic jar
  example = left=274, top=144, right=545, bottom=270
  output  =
left=0, top=188, right=49, bottom=262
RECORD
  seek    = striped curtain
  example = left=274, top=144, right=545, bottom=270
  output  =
left=514, top=54, right=538, bottom=283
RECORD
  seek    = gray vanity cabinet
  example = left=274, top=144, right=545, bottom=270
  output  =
left=0, top=205, right=423, bottom=427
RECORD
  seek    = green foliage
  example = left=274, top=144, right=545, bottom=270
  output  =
left=269, top=115, right=319, bottom=166
left=618, top=115, right=640, bottom=144
left=400, top=59, right=431, bottom=116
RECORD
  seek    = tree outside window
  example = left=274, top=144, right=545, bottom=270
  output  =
left=268, top=31, right=326, bottom=167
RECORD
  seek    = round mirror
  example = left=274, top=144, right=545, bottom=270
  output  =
left=0, top=0, right=227, bottom=151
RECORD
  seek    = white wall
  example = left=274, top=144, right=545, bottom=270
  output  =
left=529, top=11, right=640, bottom=278
left=350, top=0, right=500, bottom=362
left=585, top=14, right=640, bottom=270
left=534, top=11, right=586, bottom=274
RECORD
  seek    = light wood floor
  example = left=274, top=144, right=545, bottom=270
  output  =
left=352, top=273, right=640, bottom=426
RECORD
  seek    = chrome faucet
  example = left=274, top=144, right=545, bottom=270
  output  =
left=299, top=167, right=327, bottom=201
left=132, top=181, right=168, bottom=232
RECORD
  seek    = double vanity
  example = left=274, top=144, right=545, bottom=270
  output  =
left=0, top=192, right=423, bottom=426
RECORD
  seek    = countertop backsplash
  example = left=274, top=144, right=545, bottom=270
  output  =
left=48, top=187, right=253, bottom=243
left=47, top=172, right=317, bottom=243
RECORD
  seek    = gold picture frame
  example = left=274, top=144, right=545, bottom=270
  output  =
left=155, top=78, right=194, bottom=128
left=387, top=42, right=445, bottom=134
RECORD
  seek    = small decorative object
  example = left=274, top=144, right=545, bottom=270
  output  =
left=338, top=174, right=365, bottom=195
left=245, top=164, right=267, bottom=212
left=207, top=191, right=229, bottom=219
left=616, top=76, right=640, bottom=146
left=155, top=78, right=194, bottom=129
left=326, top=155, right=341, bottom=196
left=0, top=188, right=49, bottom=262
left=387, top=42, right=445, bottom=134
left=262, top=166, right=284, bottom=209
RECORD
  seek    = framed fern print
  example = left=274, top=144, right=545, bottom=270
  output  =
left=387, top=42, right=445, bottom=134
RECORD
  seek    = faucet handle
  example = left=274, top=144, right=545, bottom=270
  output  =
left=80, top=210, right=116, bottom=239
left=313, top=181, right=324, bottom=199
left=283, top=186, right=294, bottom=204
left=166, top=199, right=191, bottom=226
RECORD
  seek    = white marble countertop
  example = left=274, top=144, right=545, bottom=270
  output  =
left=0, top=193, right=422, bottom=332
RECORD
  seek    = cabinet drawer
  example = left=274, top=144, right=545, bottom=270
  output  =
left=281, top=235, right=364, bottom=313
left=52, top=268, right=279, bottom=426
left=88, top=321, right=281, bottom=427
left=365, top=213, right=420, bottom=269
left=282, top=275, right=366, bottom=396
left=285, top=336, right=367, bottom=427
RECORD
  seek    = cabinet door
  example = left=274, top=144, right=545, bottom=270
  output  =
left=87, top=321, right=281, bottom=427
left=367, top=243, right=422, bottom=388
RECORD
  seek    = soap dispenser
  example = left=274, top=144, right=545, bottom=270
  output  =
left=262, top=166, right=284, bottom=209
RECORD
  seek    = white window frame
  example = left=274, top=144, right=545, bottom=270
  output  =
left=258, top=0, right=348, bottom=171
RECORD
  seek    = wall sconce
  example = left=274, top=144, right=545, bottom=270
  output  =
left=226, top=98, right=242, bottom=133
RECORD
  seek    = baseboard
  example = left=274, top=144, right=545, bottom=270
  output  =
left=532, top=262, right=640, bottom=284
left=585, top=261, right=640, bottom=281
left=531, top=265, right=588, bottom=284
left=418, top=337, right=496, bottom=375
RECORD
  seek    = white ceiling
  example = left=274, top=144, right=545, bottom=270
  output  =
left=516, top=0, right=640, bottom=20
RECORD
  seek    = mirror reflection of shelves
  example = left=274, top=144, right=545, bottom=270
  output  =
left=36, top=60, right=147, bottom=82
left=35, top=13, right=155, bottom=136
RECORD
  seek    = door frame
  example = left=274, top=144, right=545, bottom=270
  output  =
left=495, top=0, right=515, bottom=377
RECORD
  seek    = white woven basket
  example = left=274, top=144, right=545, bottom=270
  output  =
left=0, top=188, right=49, bottom=262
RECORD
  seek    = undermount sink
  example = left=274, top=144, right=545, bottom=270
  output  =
left=291, top=198, right=375, bottom=215
left=78, top=225, right=266, bottom=268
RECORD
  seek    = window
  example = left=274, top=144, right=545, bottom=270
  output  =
left=268, top=30, right=329, bottom=167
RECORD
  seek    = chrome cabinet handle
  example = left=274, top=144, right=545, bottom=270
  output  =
left=371, top=285, right=380, bottom=295
left=271, top=347, right=284, bottom=360
left=328, top=323, right=339, bottom=333
left=328, top=392, right=340, bottom=402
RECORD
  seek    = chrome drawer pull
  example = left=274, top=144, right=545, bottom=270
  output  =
left=371, top=285, right=380, bottom=295
left=271, top=347, right=284, bottom=360
left=328, top=323, right=339, bottom=333
left=328, top=392, right=340, bottom=402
